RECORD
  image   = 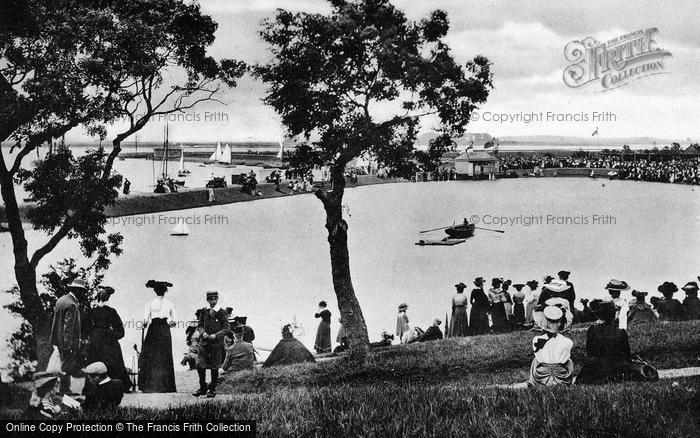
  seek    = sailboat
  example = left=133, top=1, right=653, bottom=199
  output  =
left=177, top=147, right=190, bottom=177
left=209, top=142, right=222, bottom=162
left=218, top=143, right=232, bottom=165
left=156, top=123, right=185, bottom=191
left=170, top=219, right=190, bottom=236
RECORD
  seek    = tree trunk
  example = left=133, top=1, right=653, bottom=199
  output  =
left=0, top=162, right=49, bottom=367
left=317, top=166, right=370, bottom=355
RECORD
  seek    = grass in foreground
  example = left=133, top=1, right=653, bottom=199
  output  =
left=17, top=377, right=700, bottom=437
left=219, top=321, right=700, bottom=393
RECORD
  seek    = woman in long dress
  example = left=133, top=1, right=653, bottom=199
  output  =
left=314, top=301, right=332, bottom=354
left=469, top=277, right=490, bottom=334
left=396, top=303, right=410, bottom=339
left=83, top=286, right=131, bottom=392
left=523, top=280, right=540, bottom=326
left=488, top=278, right=508, bottom=332
left=449, top=283, right=469, bottom=337
left=138, top=280, right=177, bottom=393
left=511, top=284, right=526, bottom=328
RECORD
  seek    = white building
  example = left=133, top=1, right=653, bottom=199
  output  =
left=454, top=149, right=498, bottom=179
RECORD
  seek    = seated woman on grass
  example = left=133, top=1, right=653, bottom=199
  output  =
left=576, top=301, right=633, bottom=384
left=26, top=374, right=62, bottom=419
left=528, top=298, right=574, bottom=387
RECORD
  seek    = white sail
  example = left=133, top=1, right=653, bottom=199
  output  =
left=178, top=149, right=185, bottom=173
left=170, top=220, right=190, bottom=236
left=209, top=142, right=222, bottom=161
left=219, top=144, right=232, bottom=164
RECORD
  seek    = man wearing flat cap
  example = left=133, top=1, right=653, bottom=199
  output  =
left=194, top=291, right=230, bottom=398
left=82, top=362, right=123, bottom=411
left=50, top=278, right=87, bottom=394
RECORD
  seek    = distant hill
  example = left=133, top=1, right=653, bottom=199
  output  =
left=415, top=132, right=493, bottom=146
left=499, top=135, right=684, bottom=146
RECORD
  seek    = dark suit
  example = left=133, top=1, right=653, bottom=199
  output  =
left=196, top=306, right=230, bottom=392
left=50, top=293, right=81, bottom=392
left=83, top=378, right=124, bottom=411
left=416, top=325, right=443, bottom=342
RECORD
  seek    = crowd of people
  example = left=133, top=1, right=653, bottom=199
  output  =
left=498, top=155, right=700, bottom=184
left=392, top=272, right=700, bottom=387
left=26, top=269, right=700, bottom=417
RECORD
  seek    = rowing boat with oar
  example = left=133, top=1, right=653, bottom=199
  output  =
left=444, top=222, right=476, bottom=238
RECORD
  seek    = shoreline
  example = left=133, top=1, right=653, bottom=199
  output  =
left=2, top=167, right=695, bottom=223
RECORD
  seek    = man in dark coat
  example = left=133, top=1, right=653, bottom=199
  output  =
left=82, top=362, right=123, bottom=411
left=415, top=319, right=443, bottom=343
left=50, top=278, right=86, bottom=394
left=193, top=291, right=230, bottom=398
left=222, top=330, right=255, bottom=373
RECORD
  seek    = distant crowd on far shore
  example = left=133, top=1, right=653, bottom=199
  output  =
left=499, top=155, right=700, bottom=184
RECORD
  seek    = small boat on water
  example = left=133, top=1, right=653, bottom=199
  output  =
left=444, top=222, right=476, bottom=239
left=177, top=147, right=190, bottom=177
left=415, top=238, right=466, bottom=246
left=170, top=221, right=190, bottom=236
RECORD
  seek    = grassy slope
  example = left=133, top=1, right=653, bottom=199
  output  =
left=219, top=321, right=700, bottom=393
left=3, top=322, right=699, bottom=436
left=34, top=378, right=700, bottom=437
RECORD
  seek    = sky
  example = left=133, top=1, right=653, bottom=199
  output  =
left=66, top=0, right=700, bottom=144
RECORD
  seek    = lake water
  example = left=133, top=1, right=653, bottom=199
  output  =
left=1, top=178, right=699, bottom=369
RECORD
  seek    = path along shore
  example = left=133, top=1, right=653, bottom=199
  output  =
left=1, top=168, right=621, bottom=223
left=0, top=175, right=406, bottom=223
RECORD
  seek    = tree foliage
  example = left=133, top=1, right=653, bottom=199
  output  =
left=257, top=0, right=492, bottom=170
left=1, top=0, right=244, bottom=366
left=256, top=0, right=492, bottom=349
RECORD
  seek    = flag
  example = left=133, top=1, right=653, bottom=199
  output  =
left=592, top=127, right=599, bottom=136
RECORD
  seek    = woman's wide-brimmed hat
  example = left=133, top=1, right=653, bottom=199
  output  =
left=631, top=290, right=648, bottom=298
left=146, top=280, right=173, bottom=289
left=681, top=281, right=699, bottom=292
left=96, top=286, right=115, bottom=300
left=544, top=279, right=570, bottom=293
left=605, top=279, right=630, bottom=291
left=33, top=371, right=61, bottom=391
left=657, top=281, right=678, bottom=294
left=512, top=283, right=525, bottom=291
left=473, top=277, right=485, bottom=286
left=398, top=303, right=408, bottom=311
left=532, top=298, right=573, bottom=333
left=526, top=280, right=539, bottom=288
left=455, top=282, right=467, bottom=290
left=543, top=275, right=554, bottom=283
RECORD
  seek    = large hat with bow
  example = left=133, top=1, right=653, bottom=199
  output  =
left=532, top=297, right=573, bottom=333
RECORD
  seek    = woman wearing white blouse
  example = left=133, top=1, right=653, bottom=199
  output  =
left=138, top=280, right=177, bottom=393
left=528, top=300, right=575, bottom=387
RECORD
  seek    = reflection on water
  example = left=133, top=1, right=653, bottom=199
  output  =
left=1, top=178, right=698, bottom=366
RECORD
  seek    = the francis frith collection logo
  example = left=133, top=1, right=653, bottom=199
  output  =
left=563, top=28, right=672, bottom=91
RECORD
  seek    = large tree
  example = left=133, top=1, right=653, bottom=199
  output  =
left=256, top=0, right=492, bottom=351
left=0, top=0, right=244, bottom=366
